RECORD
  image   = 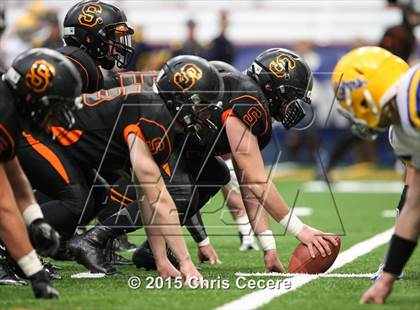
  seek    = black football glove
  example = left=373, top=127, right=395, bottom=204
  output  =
left=29, top=269, right=59, bottom=299
left=28, top=219, right=60, bottom=257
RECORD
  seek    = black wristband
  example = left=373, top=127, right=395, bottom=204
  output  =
left=383, top=234, right=417, bottom=276
left=397, top=185, right=408, bottom=212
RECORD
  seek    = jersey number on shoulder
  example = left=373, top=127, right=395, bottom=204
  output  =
left=82, top=85, right=142, bottom=107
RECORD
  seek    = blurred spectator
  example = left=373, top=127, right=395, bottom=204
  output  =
left=127, top=26, right=152, bottom=71
left=41, top=11, right=62, bottom=49
left=125, top=26, right=171, bottom=71
left=206, top=11, right=234, bottom=64
left=28, top=0, right=48, bottom=19
left=379, top=5, right=419, bottom=61
left=172, top=19, right=204, bottom=56
left=0, top=4, right=6, bottom=71
left=283, top=42, right=321, bottom=164
left=2, top=13, right=39, bottom=67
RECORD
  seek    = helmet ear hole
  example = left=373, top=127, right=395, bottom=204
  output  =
left=264, top=82, right=272, bottom=92
left=360, top=99, right=369, bottom=110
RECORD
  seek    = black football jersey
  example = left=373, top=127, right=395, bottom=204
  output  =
left=184, top=71, right=271, bottom=158
left=57, top=46, right=104, bottom=94
left=0, top=80, right=20, bottom=162
left=103, top=71, right=157, bottom=89
left=49, top=84, right=175, bottom=175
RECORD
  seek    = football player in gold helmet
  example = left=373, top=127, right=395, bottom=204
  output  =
left=331, top=46, right=419, bottom=304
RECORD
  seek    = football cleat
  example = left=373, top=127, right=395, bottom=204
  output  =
left=0, top=260, right=27, bottom=286
left=370, top=263, right=404, bottom=281
left=68, top=228, right=121, bottom=276
left=104, top=240, right=132, bottom=265
left=49, top=239, right=74, bottom=261
left=239, top=233, right=260, bottom=251
left=41, top=260, right=62, bottom=281
left=112, top=234, right=136, bottom=252
left=29, top=269, right=59, bottom=299
left=132, top=240, right=179, bottom=270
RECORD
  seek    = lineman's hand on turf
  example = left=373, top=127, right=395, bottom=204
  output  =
left=28, top=219, right=60, bottom=257
left=197, top=244, right=222, bottom=265
left=296, top=225, right=338, bottom=258
left=156, top=258, right=181, bottom=279
left=360, top=272, right=395, bottom=304
left=179, top=258, right=203, bottom=287
left=264, top=249, right=285, bottom=273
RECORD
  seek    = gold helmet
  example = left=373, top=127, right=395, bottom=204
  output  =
left=331, top=46, right=409, bottom=137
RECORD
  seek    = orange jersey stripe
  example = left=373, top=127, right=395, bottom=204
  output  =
left=110, top=195, right=129, bottom=207
left=49, top=126, right=83, bottom=146
left=111, top=188, right=134, bottom=203
left=22, top=131, right=71, bottom=184
left=162, top=162, right=171, bottom=176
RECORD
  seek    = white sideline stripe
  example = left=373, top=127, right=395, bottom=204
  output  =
left=303, top=181, right=403, bottom=193
left=235, top=272, right=374, bottom=278
left=215, top=228, right=394, bottom=310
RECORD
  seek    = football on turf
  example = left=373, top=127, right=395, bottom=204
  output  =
left=288, top=236, right=341, bottom=273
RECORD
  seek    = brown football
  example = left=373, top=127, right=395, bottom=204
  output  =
left=288, top=236, right=341, bottom=274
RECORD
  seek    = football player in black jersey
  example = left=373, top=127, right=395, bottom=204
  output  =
left=17, top=56, right=228, bottom=282
left=71, top=49, right=339, bottom=274
left=0, top=48, right=83, bottom=298
left=159, top=48, right=338, bottom=258
left=14, top=0, right=136, bottom=255
left=59, top=0, right=134, bottom=93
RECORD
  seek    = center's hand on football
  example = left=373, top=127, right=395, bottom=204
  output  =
left=296, top=225, right=338, bottom=258
left=197, top=244, right=222, bottom=265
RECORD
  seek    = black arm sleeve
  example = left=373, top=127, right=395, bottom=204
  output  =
left=185, top=212, right=208, bottom=244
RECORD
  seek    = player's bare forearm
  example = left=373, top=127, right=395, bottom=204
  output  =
left=395, top=169, right=420, bottom=241
left=3, top=157, right=36, bottom=213
left=226, top=117, right=289, bottom=221
left=222, top=187, right=247, bottom=220
left=239, top=185, right=272, bottom=235
left=128, top=134, right=192, bottom=263
left=143, top=184, right=191, bottom=262
left=405, top=166, right=415, bottom=186
left=0, top=164, right=33, bottom=259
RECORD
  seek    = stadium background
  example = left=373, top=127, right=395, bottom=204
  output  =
left=0, top=0, right=419, bottom=169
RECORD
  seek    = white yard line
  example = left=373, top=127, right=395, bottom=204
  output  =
left=215, top=228, right=394, bottom=310
left=303, top=181, right=403, bottom=193
left=235, top=272, right=374, bottom=278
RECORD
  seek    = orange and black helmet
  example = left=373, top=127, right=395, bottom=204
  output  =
left=63, top=0, right=134, bottom=69
left=247, top=48, right=313, bottom=129
left=156, top=55, right=224, bottom=136
left=3, top=48, right=82, bottom=132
